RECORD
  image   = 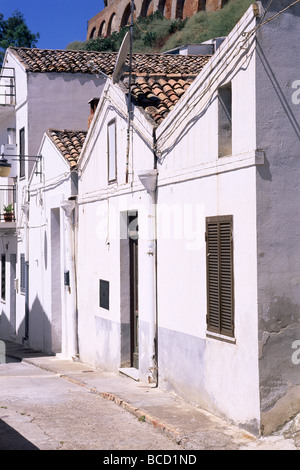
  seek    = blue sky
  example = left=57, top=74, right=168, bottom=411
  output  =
left=1, top=1, right=105, bottom=50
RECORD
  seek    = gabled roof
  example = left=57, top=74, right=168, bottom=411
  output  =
left=128, top=76, right=194, bottom=125
left=8, top=47, right=210, bottom=77
left=47, top=129, right=87, bottom=168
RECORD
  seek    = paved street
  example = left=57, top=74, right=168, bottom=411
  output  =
left=0, top=359, right=183, bottom=451
left=0, top=341, right=299, bottom=452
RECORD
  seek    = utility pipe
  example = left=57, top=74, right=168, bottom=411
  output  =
left=21, top=201, right=30, bottom=342
left=60, top=197, right=78, bottom=359
left=138, top=169, right=158, bottom=384
left=125, top=0, right=134, bottom=184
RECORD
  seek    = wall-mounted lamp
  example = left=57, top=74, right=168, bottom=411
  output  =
left=0, top=153, right=42, bottom=178
left=0, top=156, right=12, bottom=177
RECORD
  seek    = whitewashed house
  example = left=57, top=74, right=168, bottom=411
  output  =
left=0, top=47, right=113, bottom=349
left=76, top=52, right=210, bottom=378
left=76, top=0, right=300, bottom=435
left=27, top=129, right=86, bottom=356
left=0, top=0, right=298, bottom=437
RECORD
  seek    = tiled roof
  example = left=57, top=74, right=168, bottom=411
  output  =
left=9, top=48, right=116, bottom=75
left=47, top=129, right=87, bottom=168
left=9, top=47, right=210, bottom=77
left=9, top=47, right=211, bottom=124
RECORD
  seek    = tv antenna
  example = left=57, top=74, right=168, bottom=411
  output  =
left=112, top=30, right=130, bottom=84
left=112, top=0, right=134, bottom=183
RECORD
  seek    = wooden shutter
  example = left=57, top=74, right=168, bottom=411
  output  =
left=1, top=254, right=5, bottom=301
left=19, top=128, right=25, bottom=178
left=206, top=216, right=234, bottom=337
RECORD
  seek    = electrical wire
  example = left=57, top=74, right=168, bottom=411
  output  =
left=156, top=10, right=256, bottom=149
left=156, top=0, right=300, bottom=152
left=254, top=0, right=300, bottom=29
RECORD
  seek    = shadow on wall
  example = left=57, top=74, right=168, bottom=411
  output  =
left=256, top=40, right=300, bottom=143
left=0, top=295, right=57, bottom=356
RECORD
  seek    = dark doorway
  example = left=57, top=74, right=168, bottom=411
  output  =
left=128, top=212, right=139, bottom=369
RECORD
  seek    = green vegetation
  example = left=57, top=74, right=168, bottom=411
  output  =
left=0, top=10, right=39, bottom=65
left=66, top=0, right=254, bottom=54
left=67, top=10, right=180, bottom=54
left=162, top=0, right=253, bottom=51
left=3, top=204, right=13, bottom=213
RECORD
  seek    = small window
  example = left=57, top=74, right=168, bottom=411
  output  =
left=107, top=120, right=117, bottom=182
left=218, top=84, right=232, bottom=157
left=19, top=127, right=25, bottom=178
left=1, top=254, right=5, bottom=301
left=206, top=215, right=234, bottom=338
left=20, top=253, right=26, bottom=294
left=99, top=279, right=109, bottom=310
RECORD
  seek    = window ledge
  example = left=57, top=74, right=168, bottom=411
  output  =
left=206, top=331, right=236, bottom=344
left=0, top=221, right=16, bottom=231
left=157, top=149, right=265, bottom=187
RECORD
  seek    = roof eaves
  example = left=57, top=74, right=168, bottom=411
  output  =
left=7, top=47, right=31, bottom=72
left=47, top=128, right=87, bottom=169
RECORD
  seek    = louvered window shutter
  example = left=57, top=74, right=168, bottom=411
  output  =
left=1, top=254, right=5, bottom=301
left=206, top=216, right=234, bottom=337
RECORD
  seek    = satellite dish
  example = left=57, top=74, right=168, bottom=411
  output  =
left=112, top=31, right=130, bottom=84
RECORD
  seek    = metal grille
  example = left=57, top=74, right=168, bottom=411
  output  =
left=0, top=67, right=16, bottom=105
left=1, top=254, right=5, bottom=301
left=0, top=185, right=16, bottom=222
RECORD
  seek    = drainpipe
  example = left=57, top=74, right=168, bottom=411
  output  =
left=60, top=197, right=78, bottom=359
left=21, top=201, right=30, bottom=343
left=138, top=169, right=158, bottom=385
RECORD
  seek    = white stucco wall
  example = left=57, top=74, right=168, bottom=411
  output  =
left=0, top=233, right=17, bottom=339
left=1, top=49, right=106, bottom=348
left=76, top=6, right=261, bottom=430
left=156, top=167, right=259, bottom=426
left=27, top=135, right=74, bottom=355
left=26, top=72, right=106, bottom=159
left=75, top=5, right=263, bottom=431
left=77, top=82, right=155, bottom=373
left=254, top=0, right=300, bottom=433
left=154, top=5, right=260, bottom=430
left=0, top=107, right=15, bottom=148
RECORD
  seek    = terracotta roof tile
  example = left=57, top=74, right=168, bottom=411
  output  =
left=47, top=129, right=87, bottom=168
left=9, top=47, right=211, bottom=124
left=9, top=47, right=210, bottom=77
left=128, top=75, right=194, bottom=124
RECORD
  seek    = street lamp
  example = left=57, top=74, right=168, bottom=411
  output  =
left=0, top=153, right=42, bottom=177
left=0, top=156, right=11, bottom=177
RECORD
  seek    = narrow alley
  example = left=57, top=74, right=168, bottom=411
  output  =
left=0, top=340, right=298, bottom=452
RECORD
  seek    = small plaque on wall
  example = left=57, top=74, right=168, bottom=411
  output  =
left=99, top=279, right=109, bottom=310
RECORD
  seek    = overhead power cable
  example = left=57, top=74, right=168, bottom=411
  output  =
left=156, top=0, right=300, bottom=150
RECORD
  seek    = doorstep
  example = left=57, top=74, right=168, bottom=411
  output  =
left=119, top=367, right=139, bottom=381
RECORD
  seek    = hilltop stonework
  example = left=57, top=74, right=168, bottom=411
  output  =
left=87, top=0, right=227, bottom=39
